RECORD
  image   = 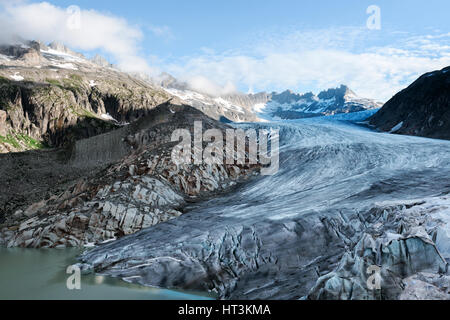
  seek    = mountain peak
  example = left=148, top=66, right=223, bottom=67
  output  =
left=48, top=41, right=67, bottom=52
left=369, top=65, right=450, bottom=140
left=91, top=54, right=111, bottom=68
left=340, top=84, right=357, bottom=97
left=47, top=41, right=85, bottom=59
left=252, top=84, right=380, bottom=120
left=318, top=84, right=356, bottom=100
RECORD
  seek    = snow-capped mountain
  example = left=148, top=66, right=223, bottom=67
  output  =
left=0, top=40, right=380, bottom=124
left=159, top=74, right=382, bottom=122
left=255, top=85, right=382, bottom=120
left=0, top=40, right=114, bottom=72
left=155, top=73, right=258, bottom=122
left=164, top=87, right=260, bottom=123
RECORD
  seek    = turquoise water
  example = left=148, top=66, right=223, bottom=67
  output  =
left=0, top=248, right=214, bottom=300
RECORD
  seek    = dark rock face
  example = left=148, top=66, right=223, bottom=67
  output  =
left=369, top=66, right=450, bottom=140
left=0, top=76, right=171, bottom=151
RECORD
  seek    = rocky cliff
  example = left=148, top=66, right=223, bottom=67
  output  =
left=369, top=66, right=450, bottom=140
left=0, top=41, right=173, bottom=153
left=0, top=40, right=261, bottom=248
left=0, top=103, right=260, bottom=248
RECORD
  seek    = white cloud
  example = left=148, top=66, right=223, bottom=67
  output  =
left=147, top=25, right=174, bottom=40
left=186, top=75, right=237, bottom=96
left=164, top=28, right=450, bottom=101
left=1, top=2, right=448, bottom=101
left=0, top=1, right=158, bottom=75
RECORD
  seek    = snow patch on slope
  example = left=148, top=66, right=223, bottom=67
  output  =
left=10, top=72, right=24, bottom=81
left=166, top=88, right=245, bottom=114
left=100, top=113, right=118, bottom=122
left=0, top=54, right=11, bottom=61
left=41, top=49, right=85, bottom=63
left=249, top=87, right=381, bottom=121
left=390, top=121, right=404, bottom=133
left=51, top=62, right=78, bottom=70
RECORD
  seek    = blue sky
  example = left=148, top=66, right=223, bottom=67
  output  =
left=1, top=0, right=449, bottom=100
left=51, top=0, right=450, bottom=55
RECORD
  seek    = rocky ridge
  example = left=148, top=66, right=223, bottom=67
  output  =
left=159, top=74, right=381, bottom=121
left=260, top=85, right=382, bottom=120
left=0, top=41, right=173, bottom=153
left=0, top=40, right=263, bottom=153
left=369, top=66, right=450, bottom=140
left=0, top=103, right=260, bottom=248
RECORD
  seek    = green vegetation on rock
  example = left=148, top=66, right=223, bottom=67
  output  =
left=68, top=106, right=97, bottom=119
left=45, top=78, right=61, bottom=86
left=0, top=134, right=21, bottom=149
left=0, top=133, right=46, bottom=150
left=16, top=134, right=46, bottom=149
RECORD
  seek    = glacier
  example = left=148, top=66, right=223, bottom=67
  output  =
left=79, top=115, right=450, bottom=299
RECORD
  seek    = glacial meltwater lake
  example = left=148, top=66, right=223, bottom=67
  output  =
left=0, top=248, right=214, bottom=300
